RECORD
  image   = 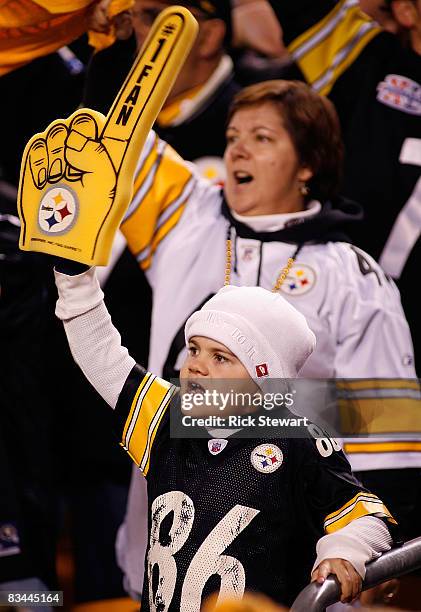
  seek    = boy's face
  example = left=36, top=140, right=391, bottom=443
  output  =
left=179, top=336, right=260, bottom=417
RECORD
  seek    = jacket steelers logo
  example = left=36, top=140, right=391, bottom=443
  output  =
left=279, top=263, right=316, bottom=296
left=251, top=444, right=283, bottom=473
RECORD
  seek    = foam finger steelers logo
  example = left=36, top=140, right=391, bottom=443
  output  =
left=38, top=184, right=79, bottom=235
left=279, top=263, right=316, bottom=296
left=251, top=444, right=283, bottom=473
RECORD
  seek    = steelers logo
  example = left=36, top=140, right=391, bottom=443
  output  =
left=278, top=263, right=316, bottom=296
left=38, top=185, right=79, bottom=235
left=251, top=444, right=283, bottom=474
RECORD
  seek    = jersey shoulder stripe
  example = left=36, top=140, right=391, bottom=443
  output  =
left=324, top=491, right=396, bottom=533
left=136, top=177, right=195, bottom=270
left=288, top=0, right=381, bottom=95
left=114, top=364, right=177, bottom=475
left=121, top=131, right=195, bottom=270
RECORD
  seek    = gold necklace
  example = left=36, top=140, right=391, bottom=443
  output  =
left=224, top=234, right=300, bottom=292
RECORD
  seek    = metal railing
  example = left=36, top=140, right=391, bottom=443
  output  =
left=291, top=536, right=421, bottom=612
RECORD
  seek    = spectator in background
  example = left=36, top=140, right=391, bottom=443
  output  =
left=231, top=0, right=287, bottom=59
left=229, top=0, right=294, bottom=84
left=85, top=0, right=239, bottom=174
left=0, top=0, right=84, bottom=572
left=265, top=0, right=421, bottom=373
left=261, top=0, right=421, bottom=533
left=133, top=0, right=234, bottom=166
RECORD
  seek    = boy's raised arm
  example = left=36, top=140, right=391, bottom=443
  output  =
left=55, top=265, right=136, bottom=409
left=54, top=264, right=176, bottom=476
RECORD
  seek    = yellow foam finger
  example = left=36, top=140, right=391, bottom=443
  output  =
left=102, top=6, right=198, bottom=170
left=18, top=7, right=198, bottom=265
left=19, top=109, right=115, bottom=262
left=18, top=110, right=108, bottom=260
left=89, top=6, right=198, bottom=265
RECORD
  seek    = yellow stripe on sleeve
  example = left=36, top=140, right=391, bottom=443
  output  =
left=131, top=133, right=160, bottom=195
left=122, top=371, right=153, bottom=443
left=336, top=379, right=420, bottom=391
left=339, top=397, right=421, bottom=435
left=288, top=1, right=380, bottom=95
left=336, top=379, right=421, bottom=436
left=288, top=0, right=346, bottom=55
left=316, top=27, right=380, bottom=96
left=121, top=139, right=193, bottom=267
left=121, top=374, right=176, bottom=476
left=324, top=492, right=396, bottom=533
left=138, top=202, right=187, bottom=270
left=140, top=388, right=174, bottom=476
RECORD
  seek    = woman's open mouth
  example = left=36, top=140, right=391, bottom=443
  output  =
left=234, top=170, right=254, bottom=185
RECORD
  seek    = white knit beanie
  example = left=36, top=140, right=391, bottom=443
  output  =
left=184, top=285, right=316, bottom=380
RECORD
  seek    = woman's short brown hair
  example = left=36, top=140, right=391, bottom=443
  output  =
left=227, top=80, right=344, bottom=202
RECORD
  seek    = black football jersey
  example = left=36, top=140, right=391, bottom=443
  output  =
left=113, top=365, right=395, bottom=610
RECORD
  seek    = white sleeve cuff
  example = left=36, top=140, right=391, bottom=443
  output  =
left=312, top=516, right=392, bottom=579
left=55, top=267, right=104, bottom=320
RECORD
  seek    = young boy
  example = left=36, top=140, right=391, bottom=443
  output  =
left=54, top=265, right=395, bottom=609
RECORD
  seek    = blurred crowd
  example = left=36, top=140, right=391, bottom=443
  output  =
left=0, top=0, right=420, bottom=610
